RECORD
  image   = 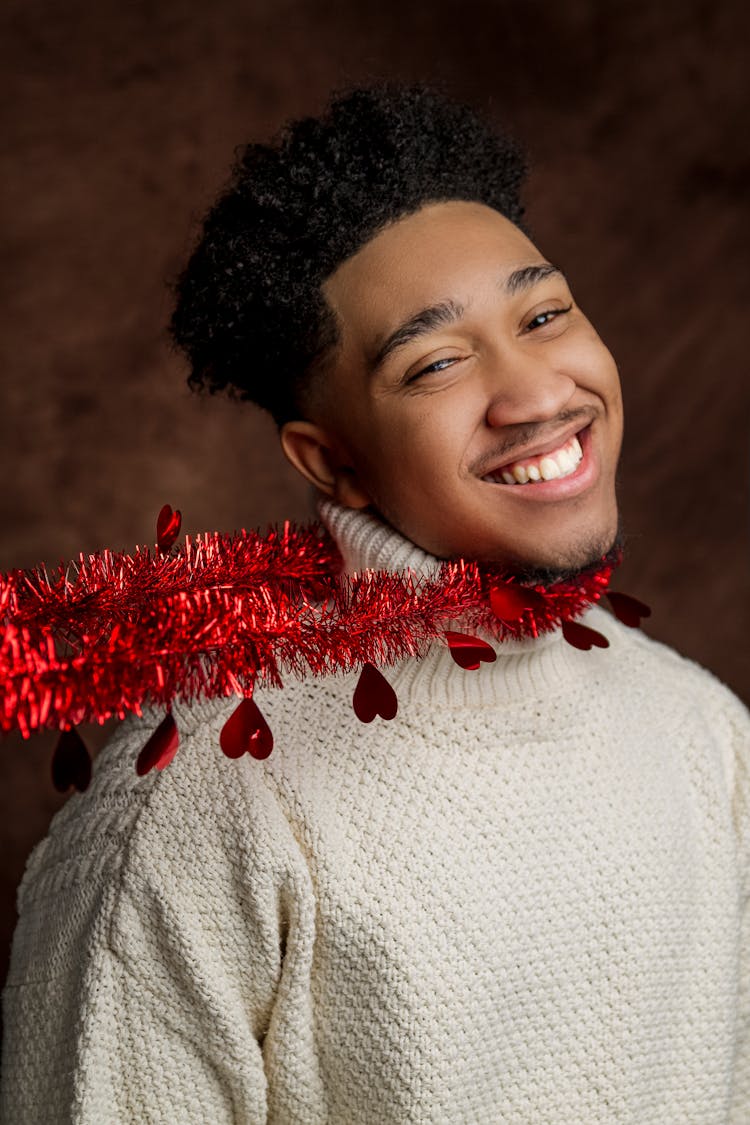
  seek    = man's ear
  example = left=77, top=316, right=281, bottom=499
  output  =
left=279, top=420, right=372, bottom=510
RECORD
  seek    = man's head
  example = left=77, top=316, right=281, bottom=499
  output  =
left=170, top=80, right=624, bottom=581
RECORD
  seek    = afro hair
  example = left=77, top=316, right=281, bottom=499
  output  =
left=168, top=78, right=529, bottom=427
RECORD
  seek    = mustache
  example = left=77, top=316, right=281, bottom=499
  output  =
left=471, top=410, right=595, bottom=476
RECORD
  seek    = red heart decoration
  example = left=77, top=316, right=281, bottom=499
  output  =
left=51, top=727, right=92, bottom=793
left=136, top=711, right=180, bottom=776
left=353, top=663, right=398, bottom=723
left=561, top=619, right=610, bottom=651
left=444, top=631, right=497, bottom=671
left=156, top=504, right=182, bottom=552
left=605, top=590, right=652, bottom=628
left=220, top=697, right=274, bottom=760
left=489, top=583, right=545, bottom=622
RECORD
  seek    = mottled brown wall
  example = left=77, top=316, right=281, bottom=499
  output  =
left=1, top=0, right=748, bottom=997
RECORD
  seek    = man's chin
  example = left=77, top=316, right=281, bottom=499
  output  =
left=492, top=518, right=629, bottom=587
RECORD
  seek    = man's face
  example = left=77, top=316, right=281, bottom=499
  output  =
left=283, top=199, right=624, bottom=575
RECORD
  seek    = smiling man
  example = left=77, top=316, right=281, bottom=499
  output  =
left=2, top=81, right=749, bottom=1125
left=281, top=198, right=623, bottom=578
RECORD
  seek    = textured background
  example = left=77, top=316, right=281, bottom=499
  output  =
left=1, top=0, right=748, bottom=999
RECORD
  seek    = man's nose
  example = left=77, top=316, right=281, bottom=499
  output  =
left=482, top=345, right=577, bottom=430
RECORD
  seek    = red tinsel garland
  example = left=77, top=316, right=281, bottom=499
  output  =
left=1, top=505, right=651, bottom=789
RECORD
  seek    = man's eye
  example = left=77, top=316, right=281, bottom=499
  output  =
left=525, top=304, right=573, bottom=331
left=407, top=356, right=459, bottom=383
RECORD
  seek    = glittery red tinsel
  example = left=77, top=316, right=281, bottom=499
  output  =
left=1, top=519, right=624, bottom=739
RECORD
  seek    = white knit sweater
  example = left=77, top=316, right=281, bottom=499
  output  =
left=2, top=500, right=750, bottom=1124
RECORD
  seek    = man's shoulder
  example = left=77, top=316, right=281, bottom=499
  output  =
left=17, top=698, right=299, bottom=918
left=6, top=698, right=305, bottom=1005
left=602, top=604, right=750, bottom=732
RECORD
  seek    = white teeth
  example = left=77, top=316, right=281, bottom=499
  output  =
left=539, top=457, right=562, bottom=480
left=485, top=431, right=586, bottom=485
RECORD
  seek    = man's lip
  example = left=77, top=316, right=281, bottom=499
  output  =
left=480, top=422, right=589, bottom=478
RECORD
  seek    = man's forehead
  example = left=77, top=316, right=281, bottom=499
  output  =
left=325, top=203, right=539, bottom=307
left=339, top=202, right=533, bottom=275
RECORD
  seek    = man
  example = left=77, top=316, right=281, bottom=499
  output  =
left=2, top=79, right=749, bottom=1124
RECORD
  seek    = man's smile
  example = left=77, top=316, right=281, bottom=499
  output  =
left=482, top=431, right=583, bottom=482
left=479, top=422, right=599, bottom=502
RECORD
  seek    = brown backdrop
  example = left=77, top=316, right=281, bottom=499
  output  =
left=2, top=0, right=749, bottom=1000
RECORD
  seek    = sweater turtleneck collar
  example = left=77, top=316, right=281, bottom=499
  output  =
left=318, top=496, right=445, bottom=581
left=316, top=497, right=621, bottom=708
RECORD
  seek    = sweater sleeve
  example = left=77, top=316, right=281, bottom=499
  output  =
left=0, top=706, right=322, bottom=1125
left=727, top=687, right=750, bottom=1122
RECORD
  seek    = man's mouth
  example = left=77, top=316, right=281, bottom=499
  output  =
left=482, top=427, right=587, bottom=485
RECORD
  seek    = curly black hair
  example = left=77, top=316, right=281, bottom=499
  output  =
left=168, top=78, right=529, bottom=427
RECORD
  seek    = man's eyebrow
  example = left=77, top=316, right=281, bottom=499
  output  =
left=368, top=262, right=565, bottom=374
left=368, top=299, right=466, bottom=375
left=505, top=262, right=564, bottom=296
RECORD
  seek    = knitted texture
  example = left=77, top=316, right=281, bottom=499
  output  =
left=2, top=501, right=749, bottom=1124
